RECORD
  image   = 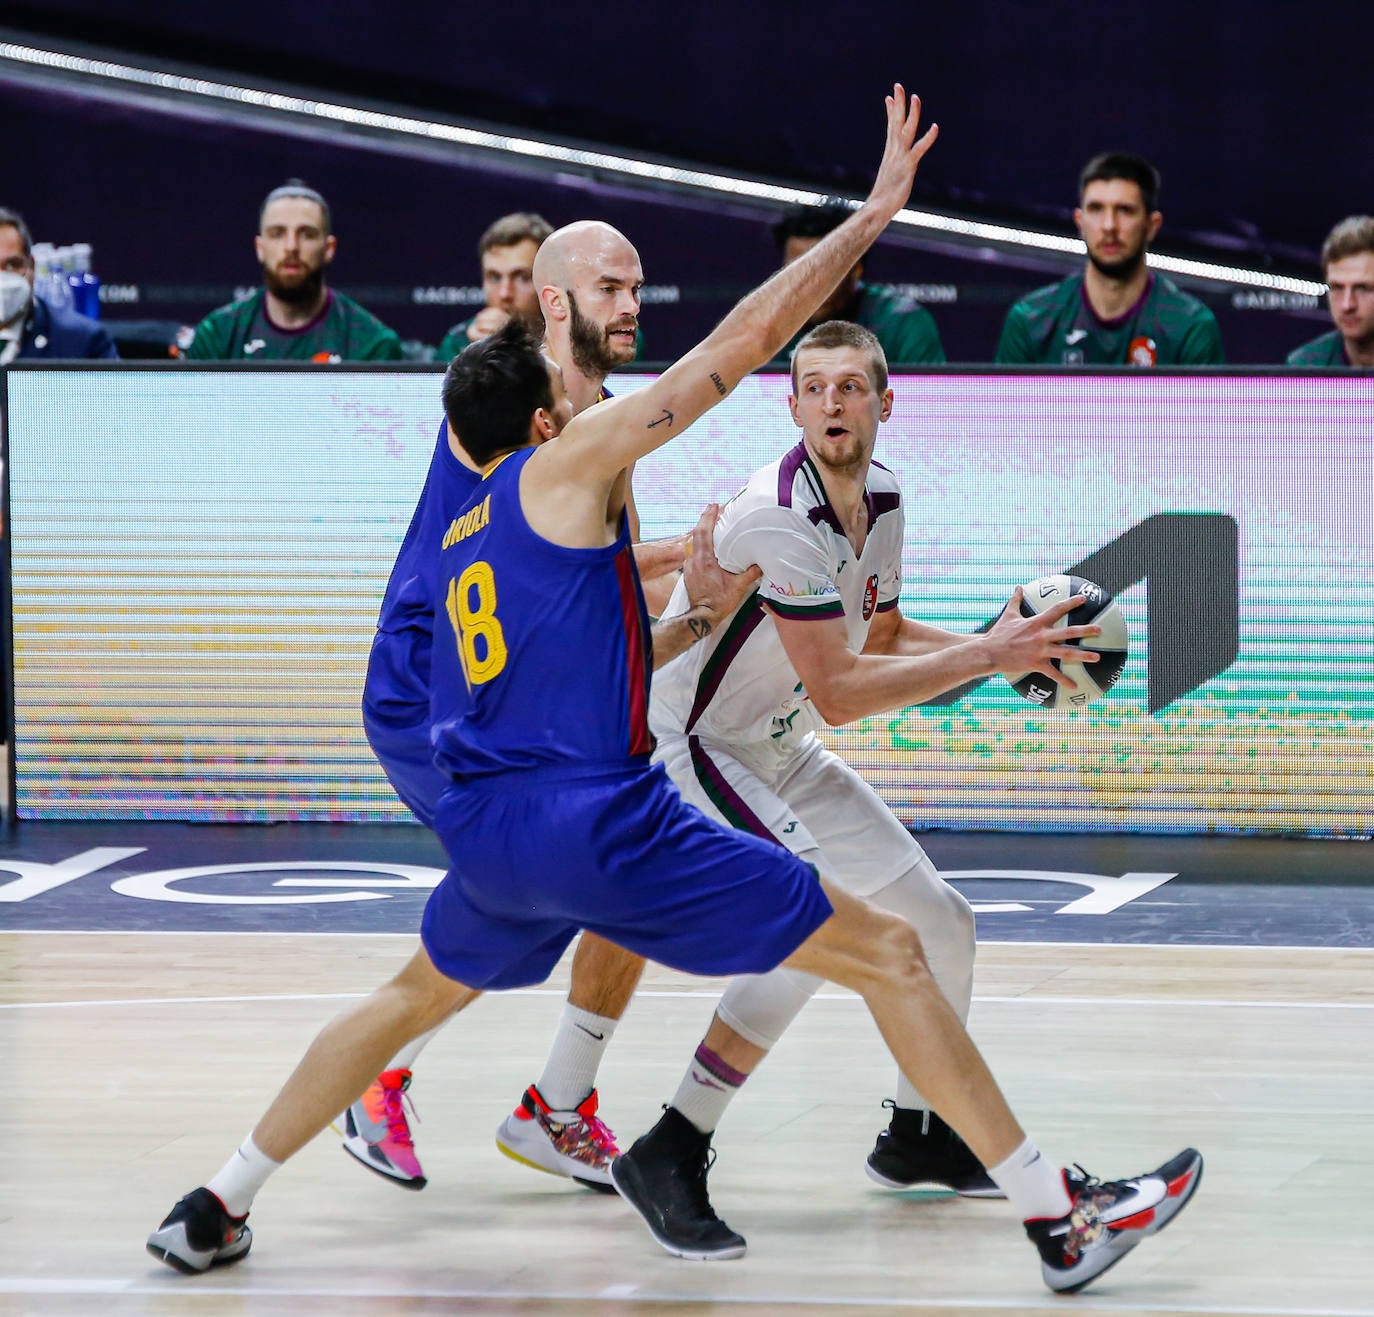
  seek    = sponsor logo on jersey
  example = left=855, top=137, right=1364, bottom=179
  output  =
left=1128, top=336, right=1159, bottom=367
left=1065, top=328, right=1089, bottom=345
left=862, top=573, right=879, bottom=620
left=771, top=581, right=838, bottom=599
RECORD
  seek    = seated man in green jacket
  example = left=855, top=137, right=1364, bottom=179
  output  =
left=184, top=179, right=401, bottom=363
left=769, top=201, right=945, bottom=366
left=1287, top=216, right=1374, bottom=368
left=996, top=152, right=1222, bottom=367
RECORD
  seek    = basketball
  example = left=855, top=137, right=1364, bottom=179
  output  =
left=1003, top=574, right=1128, bottom=710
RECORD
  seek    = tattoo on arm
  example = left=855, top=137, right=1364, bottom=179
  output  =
left=647, top=408, right=675, bottom=429
left=709, top=372, right=726, bottom=397
left=688, top=616, right=712, bottom=640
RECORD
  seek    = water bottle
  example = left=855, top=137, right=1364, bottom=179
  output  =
left=70, top=243, right=101, bottom=319
left=37, top=244, right=72, bottom=311
left=54, top=247, right=75, bottom=311
left=31, top=243, right=58, bottom=306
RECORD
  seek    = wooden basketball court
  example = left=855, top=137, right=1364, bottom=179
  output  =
left=3, top=929, right=1370, bottom=1316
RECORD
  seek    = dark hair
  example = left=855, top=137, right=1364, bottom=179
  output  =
left=771, top=200, right=855, bottom=252
left=259, top=178, right=332, bottom=233
left=1078, top=152, right=1161, bottom=212
left=0, top=206, right=33, bottom=257
left=442, top=321, right=554, bottom=466
left=790, top=320, right=888, bottom=393
left=1320, top=215, right=1374, bottom=273
left=479, top=212, right=554, bottom=258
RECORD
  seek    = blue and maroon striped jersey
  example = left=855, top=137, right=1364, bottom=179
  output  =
left=430, top=445, right=653, bottom=778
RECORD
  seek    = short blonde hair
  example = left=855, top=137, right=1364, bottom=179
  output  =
left=789, top=320, right=888, bottom=393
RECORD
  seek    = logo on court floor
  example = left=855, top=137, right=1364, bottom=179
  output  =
left=0, top=848, right=1177, bottom=922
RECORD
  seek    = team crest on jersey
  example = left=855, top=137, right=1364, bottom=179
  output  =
left=1128, top=336, right=1159, bottom=367
left=862, top=573, right=879, bottom=620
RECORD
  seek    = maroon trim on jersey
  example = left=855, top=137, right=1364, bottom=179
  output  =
left=685, top=594, right=768, bottom=734
left=865, top=489, right=901, bottom=523
left=776, top=441, right=809, bottom=508
left=261, top=288, right=336, bottom=337
left=1079, top=274, right=1154, bottom=329
left=614, top=545, right=654, bottom=756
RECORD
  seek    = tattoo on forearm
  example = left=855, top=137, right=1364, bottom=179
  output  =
left=688, top=617, right=712, bottom=640
left=647, top=408, right=674, bottom=429
left=710, top=372, right=726, bottom=397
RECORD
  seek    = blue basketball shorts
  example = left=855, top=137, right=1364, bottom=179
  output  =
left=422, top=759, right=834, bottom=990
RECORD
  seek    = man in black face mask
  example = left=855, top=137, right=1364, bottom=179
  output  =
left=994, top=153, right=1223, bottom=366
left=183, top=180, right=401, bottom=362
left=0, top=207, right=117, bottom=363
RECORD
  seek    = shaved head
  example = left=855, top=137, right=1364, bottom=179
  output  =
left=536, top=220, right=644, bottom=379
left=532, top=220, right=639, bottom=291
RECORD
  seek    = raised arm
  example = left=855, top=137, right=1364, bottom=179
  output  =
left=543, top=85, right=938, bottom=487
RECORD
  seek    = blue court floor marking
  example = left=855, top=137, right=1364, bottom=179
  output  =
left=1, top=819, right=1371, bottom=946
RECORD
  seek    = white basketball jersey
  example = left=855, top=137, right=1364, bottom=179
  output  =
left=651, top=441, right=904, bottom=750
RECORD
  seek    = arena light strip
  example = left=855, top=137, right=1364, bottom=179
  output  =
left=1, top=39, right=1327, bottom=297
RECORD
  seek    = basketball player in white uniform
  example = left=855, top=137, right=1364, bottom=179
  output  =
left=647, top=317, right=1000, bottom=1206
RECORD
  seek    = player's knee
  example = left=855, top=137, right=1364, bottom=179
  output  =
left=868, top=910, right=936, bottom=994
left=942, top=883, right=976, bottom=959
left=389, top=952, right=478, bottom=1028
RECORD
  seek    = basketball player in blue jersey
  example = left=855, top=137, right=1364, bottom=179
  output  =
left=149, top=88, right=1201, bottom=1295
left=345, top=219, right=728, bottom=1192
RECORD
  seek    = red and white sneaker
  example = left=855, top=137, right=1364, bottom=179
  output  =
left=495, top=1083, right=620, bottom=1192
left=1025, top=1148, right=1203, bottom=1293
left=338, top=1067, right=426, bottom=1190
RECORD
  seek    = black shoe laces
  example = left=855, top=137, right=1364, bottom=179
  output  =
left=681, top=1146, right=719, bottom=1217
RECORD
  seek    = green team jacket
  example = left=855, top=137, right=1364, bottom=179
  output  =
left=1286, top=330, right=1352, bottom=366
left=995, top=272, right=1223, bottom=365
left=184, top=289, right=403, bottom=361
left=771, top=282, right=946, bottom=367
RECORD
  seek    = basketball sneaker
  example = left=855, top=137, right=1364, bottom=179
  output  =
left=865, top=1102, right=1005, bottom=1197
left=610, top=1106, right=746, bottom=1261
left=495, top=1083, right=619, bottom=1191
left=338, top=1067, right=426, bottom=1189
left=146, top=1187, right=252, bottom=1274
left=1025, top=1148, right=1204, bottom=1294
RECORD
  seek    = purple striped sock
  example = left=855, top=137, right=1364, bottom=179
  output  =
left=672, top=1043, right=750, bottom=1134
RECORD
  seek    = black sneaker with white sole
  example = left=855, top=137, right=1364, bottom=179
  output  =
left=610, top=1106, right=746, bottom=1260
left=865, top=1102, right=1005, bottom=1198
left=146, top=1187, right=252, bottom=1274
left=1025, top=1148, right=1204, bottom=1294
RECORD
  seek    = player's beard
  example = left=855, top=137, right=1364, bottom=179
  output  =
left=809, top=427, right=869, bottom=474
left=1087, top=238, right=1147, bottom=283
left=263, top=260, right=326, bottom=307
left=567, top=290, right=636, bottom=376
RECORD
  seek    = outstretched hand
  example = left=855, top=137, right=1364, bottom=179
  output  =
left=987, top=587, right=1102, bottom=693
left=866, top=83, right=939, bottom=221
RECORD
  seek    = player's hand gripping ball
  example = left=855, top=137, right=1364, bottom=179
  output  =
left=1004, top=575, right=1128, bottom=710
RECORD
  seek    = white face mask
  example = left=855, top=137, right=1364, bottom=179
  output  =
left=0, top=269, right=33, bottom=327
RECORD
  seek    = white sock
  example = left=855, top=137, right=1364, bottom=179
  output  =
left=671, top=1044, right=749, bottom=1134
left=895, top=1072, right=930, bottom=1111
left=386, top=1025, right=441, bottom=1072
left=536, top=1004, right=618, bottom=1110
left=987, top=1137, right=1073, bottom=1221
left=206, top=1134, right=280, bottom=1218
